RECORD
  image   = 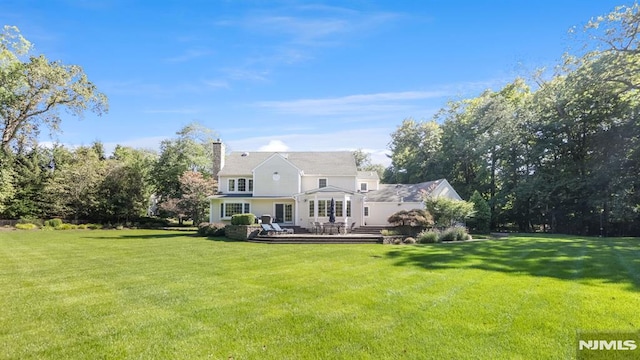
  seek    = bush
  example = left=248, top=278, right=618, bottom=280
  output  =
left=198, top=222, right=226, bottom=237
left=87, top=223, right=103, bottom=230
left=403, top=237, right=417, bottom=244
left=440, top=226, right=470, bottom=242
left=136, top=217, right=169, bottom=229
left=418, top=230, right=440, bottom=244
left=15, top=223, right=38, bottom=230
left=381, top=229, right=401, bottom=236
left=231, top=214, right=255, bottom=225
left=17, top=216, right=43, bottom=227
left=55, top=223, right=77, bottom=230
left=392, top=237, right=403, bottom=245
left=45, top=218, right=63, bottom=228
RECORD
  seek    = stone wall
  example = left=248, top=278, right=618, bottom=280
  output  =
left=225, top=225, right=261, bottom=240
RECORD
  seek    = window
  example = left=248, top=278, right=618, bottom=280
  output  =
left=335, top=200, right=343, bottom=217
left=364, top=206, right=369, bottom=217
left=238, top=178, right=246, bottom=192
left=222, top=202, right=251, bottom=218
left=228, top=179, right=235, bottom=192
left=284, top=204, right=293, bottom=222
left=319, top=178, right=327, bottom=188
left=347, top=200, right=352, bottom=217
left=228, top=178, right=253, bottom=192
left=309, top=200, right=315, bottom=217
left=360, top=183, right=368, bottom=192
left=318, top=200, right=327, bottom=217
left=248, top=179, right=254, bottom=191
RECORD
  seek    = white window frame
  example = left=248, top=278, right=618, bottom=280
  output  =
left=318, top=178, right=328, bottom=188
left=227, top=177, right=253, bottom=193
left=364, top=206, right=369, bottom=217
left=221, top=202, right=251, bottom=219
left=360, top=182, right=368, bottom=192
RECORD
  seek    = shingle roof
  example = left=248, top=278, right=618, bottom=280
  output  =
left=357, top=171, right=380, bottom=180
left=218, top=151, right=357, bottom=176
left=364, top=180, right=443, bottom=202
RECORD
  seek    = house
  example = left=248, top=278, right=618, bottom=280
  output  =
left=208, top=140, right=462, bottom=229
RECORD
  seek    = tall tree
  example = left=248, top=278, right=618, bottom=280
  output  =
left=386, top=118, right=443, bottom=183
left=0, top=26, right=108, bottom=154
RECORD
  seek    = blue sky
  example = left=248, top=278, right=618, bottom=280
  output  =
left=1, top=0, right=627, bottom=165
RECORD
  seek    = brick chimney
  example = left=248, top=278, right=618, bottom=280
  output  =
left=212, top=139, right=225, bottom=177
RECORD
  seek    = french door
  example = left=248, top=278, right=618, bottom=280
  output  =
left=274, top=203, right=293, bottom=224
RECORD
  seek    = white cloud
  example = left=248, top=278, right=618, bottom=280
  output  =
left=258, top=139, right=290, bottom=152
left=254, top=90, right=449, bottom=116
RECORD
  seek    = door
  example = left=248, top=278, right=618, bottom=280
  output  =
left=275, top=203, right=293, bottom=224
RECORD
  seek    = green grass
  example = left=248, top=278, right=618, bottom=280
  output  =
left=1, top=230, right=639, bottom=359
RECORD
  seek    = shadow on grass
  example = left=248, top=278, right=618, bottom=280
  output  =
left=385, top=235, right=640, bottom=291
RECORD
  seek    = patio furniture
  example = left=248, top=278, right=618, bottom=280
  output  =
left=313, top=222, right=323, bottom=234
left=272, top=223, right=294, bottom=234
left=260, top=223, right=276, bottom=236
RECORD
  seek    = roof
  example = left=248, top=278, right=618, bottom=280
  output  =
left=357, top=171, right=380, bottom=180
left=218, top=151, right=357, bottom=176
left=364, top=179, right=444, bottom=202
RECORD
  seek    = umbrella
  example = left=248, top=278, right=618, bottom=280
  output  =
left=329, top=198, right=336, bottom=223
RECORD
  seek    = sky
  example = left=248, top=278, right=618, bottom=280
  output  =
left=1, top=0, right=629, bottom=165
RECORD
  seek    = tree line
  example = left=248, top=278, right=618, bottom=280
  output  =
left=2, top=4, right=640, bottom=235
left=383, top=3, right=640, bottom=236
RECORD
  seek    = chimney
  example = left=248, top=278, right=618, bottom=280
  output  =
left=212, top=139, right=225, bottom=177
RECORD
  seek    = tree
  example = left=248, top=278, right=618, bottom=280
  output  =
left=152, top=122, right=218, bottom=200
left=0, top=26, right=108, bottom=154
left=353, top=148, right=386, bottom=180
left=468, top=191, right=491, bottom=234
left=422, top=194, right=475, bottom=229
left=159, top=171, right=216, bottom=224
left=386, top=118, right=443, bottom=183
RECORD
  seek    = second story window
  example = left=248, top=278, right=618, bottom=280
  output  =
left=360, top=183, right=368, bottom=192
left=248, top=179, right=254, bottom=191
left=319, top=178, right=327, bottom=188
left=228, top=179, right=236, bottom=192
left=238, top=178, right=246, bottom=192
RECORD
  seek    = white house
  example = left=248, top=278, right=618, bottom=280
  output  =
left=208, top=141, right=462, bottom=229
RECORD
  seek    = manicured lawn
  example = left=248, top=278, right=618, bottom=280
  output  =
left=1, top=230, right=638, bottom=359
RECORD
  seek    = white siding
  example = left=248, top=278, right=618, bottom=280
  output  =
left=301, top=175, right=356, bottom=192
left=364, top=202, right=424, bottom=226
left=253, top=155, right=301, bottom=196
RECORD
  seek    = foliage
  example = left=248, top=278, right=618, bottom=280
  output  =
left=197, top=222, right=226, bottom=237
left=0, top=26, right=108, bottom=155
left=54, top=223, right=78, bottom=230
left=423, top=196, right=475, bottom=228
left=387, top=208, right=433, bottom=228
left=439, top=226, right=470, bottom=242
left=467, top=191, right=491, bottom=234
left=231, top=213, right=255, bottom=225
left=45, top=218, right=63, bottom=228
left=417, top=230, right=440, bottom=243
left=402, top=237, right=416, bottom=244
left=17, top=215, right=43, bottom=227
left=15, top=223, right=37, bottom=230
left=380, top=229, right=401, bottom=236
left=385, top=118, right=443, bottom=183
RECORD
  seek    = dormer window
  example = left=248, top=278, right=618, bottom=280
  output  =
left=360, top=182, right=368, bottom=192
left=228, top=178, right=252, bottom=193
left=319, top=178, right=327, bottom=188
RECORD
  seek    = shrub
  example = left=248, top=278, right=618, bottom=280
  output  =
left=381, top=229, right=401, bottom=236
left=136, top=217, right=169, bottom=229
left=392, top=237, right=403, bottom=245
left=15, top=223, right=38, bottom=230
left=76, top=224, right=88, bottom=230
left=440, top=226, right=470, bottom=242
left=17, top=216, right=43, bottom=227
left=87, top=224, right=103, bottom=230
left=403, top=237, right=417, bottom=244
left=198, top=222, right=226, bottom=237
left=55, top=223, right=77, bottom=230
left=231, top=214, right=255, bottom=225
left=418, top=230, right=440, bottom=244
left=45, top=218, right=63, bottom=228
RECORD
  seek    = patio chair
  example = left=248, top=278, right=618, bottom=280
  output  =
left=348, top=222, right=356, bottom=233
left=260, top=223, right=276, bottom=236
left=272, top=223, right=294, bottom=234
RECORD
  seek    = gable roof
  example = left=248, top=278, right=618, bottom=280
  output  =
left=364, top=179, right=461, bottom=202
left=218, top=151, right=357, bottom=176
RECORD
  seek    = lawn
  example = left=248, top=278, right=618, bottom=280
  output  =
left=0, top=230, right=638, bottom=359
